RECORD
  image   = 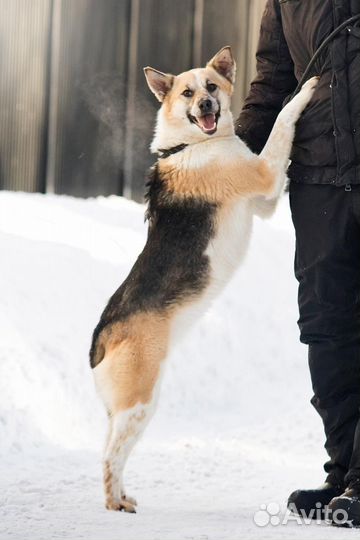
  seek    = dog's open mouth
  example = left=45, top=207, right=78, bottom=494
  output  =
left=188, top=111, right=220, bottom=135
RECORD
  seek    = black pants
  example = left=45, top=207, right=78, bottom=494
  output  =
left=289, top=182, right=360, bottom=489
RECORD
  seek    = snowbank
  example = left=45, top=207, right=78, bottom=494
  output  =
left=0, top=192, right=350, bottom=539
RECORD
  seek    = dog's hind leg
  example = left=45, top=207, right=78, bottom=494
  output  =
left=102, top=402, right=156, bottom=512
left=260, top=76, right=319, bottom=199
left=93, top=315, right=168, bottom=512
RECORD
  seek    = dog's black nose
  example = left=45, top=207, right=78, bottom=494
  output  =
left=199, top=99, right=212, bottom=113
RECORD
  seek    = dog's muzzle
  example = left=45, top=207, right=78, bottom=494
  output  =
left=187, top=100, right=220, bottom=135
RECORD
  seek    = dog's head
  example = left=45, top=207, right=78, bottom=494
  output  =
left=144, top=47, right=236, bottom=152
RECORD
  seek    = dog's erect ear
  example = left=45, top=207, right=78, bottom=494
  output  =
left=207, top=46, right=236, bottom=84
left=143, top=67, right=174, bottom=102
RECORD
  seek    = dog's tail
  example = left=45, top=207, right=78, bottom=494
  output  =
left=90, top=329, right=106, bottom=368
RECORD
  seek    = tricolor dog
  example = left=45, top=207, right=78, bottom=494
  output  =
left=90, top=47, right=318, bottom=512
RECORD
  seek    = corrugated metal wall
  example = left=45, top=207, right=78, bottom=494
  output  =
left=0, top=0, right=266, bottom=201
left=46, top=0, right=131, bottom=197
left=0, top=0, right=51, bottom=192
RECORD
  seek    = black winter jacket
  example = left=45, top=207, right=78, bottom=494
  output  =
left=236, top=0, right=360, bottom=186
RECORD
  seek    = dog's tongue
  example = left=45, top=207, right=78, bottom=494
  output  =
left=198, top=114, right=216, bottom=131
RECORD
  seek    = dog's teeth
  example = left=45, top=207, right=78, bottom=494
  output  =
left=198, top=114, right=216, bottom=132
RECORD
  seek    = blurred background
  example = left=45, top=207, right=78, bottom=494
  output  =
left=0, top=0, right=266, bottom=202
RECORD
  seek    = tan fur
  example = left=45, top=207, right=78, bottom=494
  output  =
left=159, top=157, right=274, bottom=203
left=94, top=312, right=170, bottom=412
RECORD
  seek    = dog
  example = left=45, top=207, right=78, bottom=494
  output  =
left=90, top=46, right=318, bottom=512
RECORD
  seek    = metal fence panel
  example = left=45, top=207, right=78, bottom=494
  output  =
left=0, top=0, right=266, bottom=200
left=47, top=0, right=130, bottom=197
left=0, top=0, right=51, bottom=192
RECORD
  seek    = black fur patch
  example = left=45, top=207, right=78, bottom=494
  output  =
left=89, top=165, right=217, bottom=368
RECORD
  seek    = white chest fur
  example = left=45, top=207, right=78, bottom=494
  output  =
left=206, top=198, right=252, bottom=293
left=170, top=198, right=254, bottom=346
left=169, top=136, right=255, bottom=293
left=167, top=136, right=257, bottom=345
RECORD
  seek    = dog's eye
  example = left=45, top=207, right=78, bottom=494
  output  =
left=182, top=89, right=193, bottom=98
left=206, top=83, right=217, bottom=93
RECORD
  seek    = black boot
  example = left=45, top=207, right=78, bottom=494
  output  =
left=329, top=478, right=360, bottom=528
left=287, top=482, right=343, bottom=519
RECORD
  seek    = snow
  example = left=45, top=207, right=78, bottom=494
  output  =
left=0, top=191, right=355, bottom=539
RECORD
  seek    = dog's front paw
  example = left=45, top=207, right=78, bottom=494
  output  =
left=284, top=76, right=319, bottom=119
left=302, top=75, right=319, bottom=90
left=296, top=76, right=319, bottom=108
left=300, top=76, right=319, bottom=98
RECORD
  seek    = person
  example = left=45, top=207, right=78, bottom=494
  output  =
left=236, top=0, right=360, bottom=528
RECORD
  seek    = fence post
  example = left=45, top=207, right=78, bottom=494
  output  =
left=123, top=0, right=140, bottom=200
left=192, top=0, right=204, bottom=67
left=45, top=0, right=61, bottom=194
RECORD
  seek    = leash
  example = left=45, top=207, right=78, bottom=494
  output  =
left=290, top=13, right=360, bottom=99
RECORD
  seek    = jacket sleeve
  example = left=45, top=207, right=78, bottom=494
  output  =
left=235, top=0, right=297, bottom=154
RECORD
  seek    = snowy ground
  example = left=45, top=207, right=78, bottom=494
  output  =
left=0, top=191, right=356, bottom=539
